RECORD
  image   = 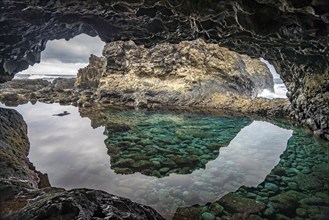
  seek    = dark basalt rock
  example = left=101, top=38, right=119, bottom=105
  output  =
left=0, top=0, right=328, bottom=139
left=5, top=188, right=164, bottom=220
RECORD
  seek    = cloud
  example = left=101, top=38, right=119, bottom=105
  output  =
left=20, top=60, right=87, bottom=75
left=20, top=34, right=105, bottom=75
left=42, top=34, right=105, bottom=63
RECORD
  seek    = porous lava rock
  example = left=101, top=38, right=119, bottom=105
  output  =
left=76, top=39, right=274, bottom=104
left=0, top=0, right=328, bottom=139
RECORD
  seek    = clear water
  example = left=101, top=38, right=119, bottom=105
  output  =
left=1, top=102, right=328, bottom=219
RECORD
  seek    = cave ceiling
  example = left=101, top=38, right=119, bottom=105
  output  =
left=0, top=0, right=328, bottom=81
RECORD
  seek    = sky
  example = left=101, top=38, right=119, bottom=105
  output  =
left=19, top=34, right=105, bottom=75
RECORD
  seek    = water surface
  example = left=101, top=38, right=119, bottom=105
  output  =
left=1, top=102, right=328, bottom=219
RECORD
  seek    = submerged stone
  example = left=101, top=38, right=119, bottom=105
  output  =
left=293, top=174, right=323, bottom=191
left=265, top=183, right=279, bottom=192
left=209, top=202, right=224, bottom=216
left=201, top=212, right=215, bottom=220
left=218, top=193, right=266, bottom=214
left=270, top=190, right=307, bottom=216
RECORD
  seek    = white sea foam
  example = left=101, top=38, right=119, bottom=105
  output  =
left=14, top=73, right=76, bottom=82
left=257, top=84, right=288, bottom=99
left=258, top=58, right=288, bottom=99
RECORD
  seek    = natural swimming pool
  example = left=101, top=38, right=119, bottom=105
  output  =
left=2, top=102, right=328, bottom=219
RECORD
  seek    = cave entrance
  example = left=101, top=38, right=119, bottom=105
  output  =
left=258, top=58, right=288, bottom=99
left=14, top=34, right=104, bottom=81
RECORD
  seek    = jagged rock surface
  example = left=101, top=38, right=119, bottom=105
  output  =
left=5, top=189, right=164, bottom=220
left=0, top=108, right=39, bottom=191
left=0, top=0, right=328, bottom=139
left=0, top=108, right=164, bottom=219
left=77, top=39, right=274, bottom=104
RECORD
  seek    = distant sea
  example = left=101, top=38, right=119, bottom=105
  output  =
left=257, top=78, right=288, bottom=99
left=258, top=58, right=288, bottom=99
left=14, top=73, right=76, bottom=82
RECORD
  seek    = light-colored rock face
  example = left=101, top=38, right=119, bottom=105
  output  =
left=76, top=39, right=273, bottom=107
left=75, top=54, right=106, bottom=90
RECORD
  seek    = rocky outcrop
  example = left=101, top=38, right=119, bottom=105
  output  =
left=0, top=57, right=290, bottom=119
left=0, top=108, right=39, bottom=199
left=0, top=79, right=50, bottom=106
left=0, top=107, right=164, bottom=219
left=0, top=78, right=78, bottom=106
left=76, top=55, right=106, bottom=90
left=77, top=39, right=274, bottom=104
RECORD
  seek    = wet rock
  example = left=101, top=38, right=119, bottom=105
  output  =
left=201, top=212, right=215, bottom=220
left=5, top=189, right=164, bottom=220
left=173, top=206, right=202, bottom=220
left=113, top=167, right=134, bottom=175
left=218, top=193, right=266, bottom=214
left=209, top=202, right=224, bottom=216
left=272, top=166, right=287, bottom=176
left=265, top=182, right=279, bottom=192
left=296, top=208, right=308, bottom=217
left=293, top=173, right=323, bottom=191
left=160, top=158, right=177, bottom=168
left=263, top=205, right=275, bottom=217
left=274, top=213, right=291, bottom=220
left=114, top=158, right=135, bottom=168
left=287, top=182, right=298, bottom=190
left=300, top=197, right=327, bottom=206
left=133, top=160, right=153, bottom=169
left=159, top=167, right=170, bottom=174
left=270, top=190, right=307, bottom=216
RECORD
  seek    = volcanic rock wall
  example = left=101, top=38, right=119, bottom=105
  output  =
left=0, top=0, right=328, bottom=139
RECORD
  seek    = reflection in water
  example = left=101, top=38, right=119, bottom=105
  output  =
left=1, top=102, right=296, bottom=219
left=102, top=110, right=252, bottom=177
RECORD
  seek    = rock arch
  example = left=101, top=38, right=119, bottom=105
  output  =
left=0, top=0, right=328, bottom=139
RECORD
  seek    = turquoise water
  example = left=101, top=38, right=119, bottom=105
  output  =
left=1, top=102, right=328, bottom=219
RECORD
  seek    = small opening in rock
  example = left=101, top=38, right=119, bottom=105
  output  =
left=257, top=58, right=288, bottom=99
left=14, top=34, right=104, bottom=82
